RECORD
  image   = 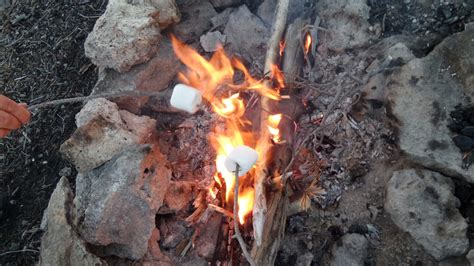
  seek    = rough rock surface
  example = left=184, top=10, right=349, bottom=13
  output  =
left=200, top=31, right=226, bottom=52
left=61, top=98, right=156, bottom=172
left=387, top=24, right=474, bottom=182
left=84, top=0, right=180, bottom=72
left=0, top=0, right=10, bottom=14
left=330, top=233, right=368, bottom=266
left=210, top=7, right=234, bottom=29
left=257, top=0, right=308, bottom=27
left=467, top=249, right=474, bottom=265
left=39, top=177, right=104, bottom=266
left=209, top=0, right=241, bottom=8
left=139, top=228, right=171, bottom=265
left=385, top=169, right=469, bottom=260
left=316, top=0, right=378, bottom=51
left=74, top=145, right=171, bottom=260
left=162, top=181, right=195, bottom=212
left=224, top=5, right=270, bottom=63
left=173, top=0, right=217, bottom=42
left=92, top=38, right=180, bottom=113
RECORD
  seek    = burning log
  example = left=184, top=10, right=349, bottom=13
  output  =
left=167, top=2, right=308, bottom=260
left=251, top=0, right=315, bottom=265
left=282, top=18, right=308, bottom=86
left=253, top=0, right=289, bottom=250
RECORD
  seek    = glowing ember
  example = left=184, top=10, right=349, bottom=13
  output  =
left=304, top=33, right=312, bottom=56
left=170, top=35, right=285, bottom=226
left=270, top=64, right=285, bottom=92
left=279, top=40, right=285, bottom=57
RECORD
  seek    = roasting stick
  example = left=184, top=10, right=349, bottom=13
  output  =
left=27, top=90, right=169, bottom=111
left=232, top=164, right=256, bottom=266
left=253, top=0, right=290, bottom=248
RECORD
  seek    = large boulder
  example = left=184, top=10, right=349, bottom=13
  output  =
left=330, top=233, right=368, bottom=266
left=385, top=169, right=469, bottom=260
left=387, top=23, right=474, bottom=182
left=92, top=38, right=180, bottom=114
left=172, top=0, right=217, bottom=42
left=84, top=0, right=180, bottom=72
left=39, top=177, right=104, bottom=266
left=60, top=98, right=156, bottom=173
left=74, top=145, right=171, bottom=260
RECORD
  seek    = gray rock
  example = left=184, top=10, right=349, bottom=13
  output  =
left=316, top=0, right=378, bottom=51
left=92, top=38, right=180, bottom=114
left=256, top=0, right=276, bottom=27
left=61, top=116, right=138, bottom=173
left=385, top=169, right=469, bottom=260
left=211, top=8, right=234, bottom=29
left=84, top=0, right=180, bottom=72
left=138, top=228, right=172, bottom=265
left=387, top=24, right=474, bottom=182
left=297, top=252, right=314, bottom=266
left=224, top=5, right=270, bottom=63
left=76, top=98, right=123, bottom=128
left=173, top=0, right=217, bottom=42
left=76, top=99, right=156, bottom=140
left=200, top=31, right=226, bottom=52
left=257, top=0, right=308, bottom=27
left=209, top=0, right=241, bottom=8
left=39, top=177, right=105, bottom=266
left=74, top=145, right=171, bottom=260
left=61, top=99, right=155, bottom=172
left=362, top=42, right=415, bottom=102
left=330, top=233, right=368, bottom=266
left=467, top=249, right=474, bottom=265
left=0, top=0, right=11, bottom=13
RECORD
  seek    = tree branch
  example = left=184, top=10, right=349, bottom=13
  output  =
left=27, top=90, right=170, bottom=111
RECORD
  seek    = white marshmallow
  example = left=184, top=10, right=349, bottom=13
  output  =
left=170, top=84, right=202, bottom=114
left=224, top=146, right=258, bottom=176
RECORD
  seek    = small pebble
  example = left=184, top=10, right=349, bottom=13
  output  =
left=461, top=126, right=474, bottom=138
left=453, top=135, right=474, bottom=152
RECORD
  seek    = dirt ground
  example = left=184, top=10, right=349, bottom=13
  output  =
left=0, top=1, right=106, bottom=264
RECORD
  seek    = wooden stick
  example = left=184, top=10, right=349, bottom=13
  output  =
left=232, top=164, right=256, bottom=266
left=27, top=90, right=170, bottom=111
left=208, top=204, right=234, bottom=219
left=253, top=0, right=290, bottom=247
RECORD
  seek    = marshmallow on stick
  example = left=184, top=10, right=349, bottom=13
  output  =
left=170, top=84, right=202, bottom=113
left=224, top=146, right=259, bottom=176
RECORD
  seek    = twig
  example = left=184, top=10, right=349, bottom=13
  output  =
left=281, top=74, right=347, bottom=179
left=208, top=204, right=234, bottom=219
left=316, top=77, right=345, bottom=146
left=27, top=90, right=169, bottom=111
left=0, top=249, right=39, bottom=257
left=233, top=164, right=256, bottom=266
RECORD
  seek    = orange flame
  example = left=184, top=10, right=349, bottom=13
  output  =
left=211, top=93, right=245, bottom=118
left=304, top=33, right=312, bottom=56
left=170, top=35, right=285, bottom=225
left=238, top=188, right=255, bottom=224
left=270, top=64, right=285, bottom=91
left=279, top=40, right=285, bottom=57
left=268, top=114, right=282, bottom=143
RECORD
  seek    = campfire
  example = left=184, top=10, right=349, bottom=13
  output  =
left=32, top=0, right=474, bottom=265
left=169, top=34, right=289, bottom=263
